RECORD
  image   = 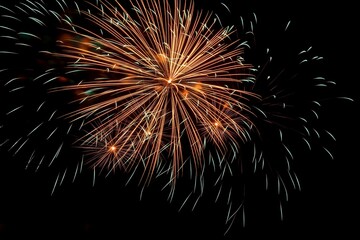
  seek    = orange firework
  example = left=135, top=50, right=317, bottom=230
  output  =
left=1, top=0, right=352, bottom=235
left=50, top=0, right=259, bottom=184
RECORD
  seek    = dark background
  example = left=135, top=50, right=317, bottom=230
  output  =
left=0, top=0, right=358, bottom=238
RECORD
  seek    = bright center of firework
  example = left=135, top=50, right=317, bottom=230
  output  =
left=109, top=146, right=116, bottom=152
left=159, top=77, right=175, bottom=87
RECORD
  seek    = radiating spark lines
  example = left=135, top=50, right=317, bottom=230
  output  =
left=47, top=0, right=259, bottom=185
left=0, top=0, right=354, bottom=235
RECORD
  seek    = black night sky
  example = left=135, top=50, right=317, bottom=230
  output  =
left=0, top=0, right=358, bottom=238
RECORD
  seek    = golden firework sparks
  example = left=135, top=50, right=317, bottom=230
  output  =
left=50, top=0, right=259, bottom=184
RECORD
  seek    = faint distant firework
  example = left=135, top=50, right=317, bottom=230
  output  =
left=0, top=0, right=352, bottom=234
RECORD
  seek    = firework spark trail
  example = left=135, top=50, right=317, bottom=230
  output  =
left=216, top=9, right=352, bottom=230
left=0, top=0, right=85, bottom=179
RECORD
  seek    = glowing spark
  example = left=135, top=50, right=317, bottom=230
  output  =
left=51, top=173, right=60, bottom=196
left=284, top=20, right=291, bottom=31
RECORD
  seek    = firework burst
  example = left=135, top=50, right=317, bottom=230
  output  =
left=47, top=0, right=260, bottom=185
left=0, top=0, right=353, bottom=235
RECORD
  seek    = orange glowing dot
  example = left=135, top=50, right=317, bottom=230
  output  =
left=109, top=146, right=116, bottom=152
left=57, top=76, right=68, bottom=83
left=214, top=122, right=219, bottom=127
left=156, top=53, right=167, bottom=63
left=167, top=78, right=172, bottom=83
left=194, top=83, right=202, bottom=91
left=58, top=33, right=73, bottom=43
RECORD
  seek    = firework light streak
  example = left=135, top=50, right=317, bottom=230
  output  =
left=0, top=0, right=353, bottom=234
